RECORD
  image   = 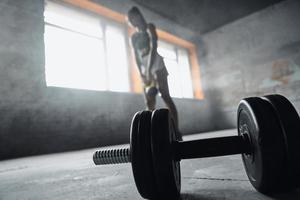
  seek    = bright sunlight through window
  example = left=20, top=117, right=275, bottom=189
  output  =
left=158, top=41, right=194, bottom=98
left=44, top=1, right=129, bottom=92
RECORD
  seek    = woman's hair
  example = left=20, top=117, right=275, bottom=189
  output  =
left=128, top=6, right=141, bottom=18
left=127, top=6, right=147, bottom=29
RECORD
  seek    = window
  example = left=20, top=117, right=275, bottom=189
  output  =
left=44, top=0, right=203, bottom=99
left=158, top=41, right=194, bottom=98
left=44, top=1, right=130, bottom=92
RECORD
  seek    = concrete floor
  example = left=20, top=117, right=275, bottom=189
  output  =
left=1, top=129, right=300, bottom=200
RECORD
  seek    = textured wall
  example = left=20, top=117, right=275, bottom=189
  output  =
left=0, top=0, right=45, bottom=159
left=199, top=0, right=300, bottom=128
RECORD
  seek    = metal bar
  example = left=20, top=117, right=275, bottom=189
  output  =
left=174, top=135, right=251, bottom=161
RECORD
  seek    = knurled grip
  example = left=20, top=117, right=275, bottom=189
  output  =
left=93, top=148, right=131, bottom=165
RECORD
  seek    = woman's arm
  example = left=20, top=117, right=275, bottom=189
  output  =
left=130, top=34, right=143, bottom=75
left=131, top=34, right=149, bottom=85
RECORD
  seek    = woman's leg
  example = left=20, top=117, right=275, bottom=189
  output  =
left=144, top=87, right=156, bottom=111
left=156, top=70, right=182, bottom=140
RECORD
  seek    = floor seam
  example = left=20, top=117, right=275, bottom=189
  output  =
left=182, top=176, right=248, bottom=182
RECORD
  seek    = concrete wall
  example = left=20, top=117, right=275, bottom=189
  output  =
left=0, top=0, right=211, bottom=160
left=199, top=0, right=300, bottom=129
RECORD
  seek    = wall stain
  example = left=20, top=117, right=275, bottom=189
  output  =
left=271, top=59, right=293, bottom=85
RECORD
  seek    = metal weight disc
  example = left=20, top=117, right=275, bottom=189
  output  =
left=151, top=109, right=181, bottom=199
left=130, top=111, right=158, bottom=199
left=263, top=94, right=300, bottom=188
left=237, top=97, right=287, bottom=194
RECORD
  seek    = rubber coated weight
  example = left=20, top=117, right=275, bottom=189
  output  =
left=263, top=94, right=300, bottom=188
left=130, top=111, right=157, bottom=199
left=237, top=97, right=287, bottom=194
left=151, top=109, right=181, bottom=199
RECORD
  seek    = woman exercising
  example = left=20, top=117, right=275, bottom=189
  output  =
left=127, top=7, right=181, bottom=140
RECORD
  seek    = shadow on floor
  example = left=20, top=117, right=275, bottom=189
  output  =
left=270, top=190, right=300, bottom=200
left=180, top=188, right=300, bottom=200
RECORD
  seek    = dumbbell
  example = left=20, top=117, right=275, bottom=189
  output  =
left=93, top=94, right=300, bottom=199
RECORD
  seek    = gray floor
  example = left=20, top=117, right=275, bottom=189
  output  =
left=1, top=129, right=300, bottom=200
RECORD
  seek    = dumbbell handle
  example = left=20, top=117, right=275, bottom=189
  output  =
left=173, top=135, right=251, bottom=161
left=93, top=135, right=251, bottom=165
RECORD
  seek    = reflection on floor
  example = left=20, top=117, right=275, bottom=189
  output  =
left=1, top=129, right=300, bottom=200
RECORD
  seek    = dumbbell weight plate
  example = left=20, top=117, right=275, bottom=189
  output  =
left=130, top=111, right=158, bottom=199
left=237, top=97, right=287, bottom=194
left=151, top=109, right=181, bottom=199
left=262, top=94, right=300, bottom=188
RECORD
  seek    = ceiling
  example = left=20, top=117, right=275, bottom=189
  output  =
left=132, top=0, right=283, bottom=34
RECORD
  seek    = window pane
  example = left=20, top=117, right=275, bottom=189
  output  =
left=105, top=26, right=130, bottom=92
left=178, top=49, right=194, bottom=98
left=45, top=25, right=107, bottom=91
left=45, top=1, right=103, bottom=38
left=164, top=59, right=182, bottom=98
left=158, top=41, right=194, bottom=98
left=157, top=40, right=177, bottom=60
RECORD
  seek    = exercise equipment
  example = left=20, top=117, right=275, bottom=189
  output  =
left=93, top=94, right=300, bottom=199
left=145, top=86, right=158, bottom=96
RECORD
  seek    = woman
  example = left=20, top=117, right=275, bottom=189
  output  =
left=127, top=7, right=181, bottom=140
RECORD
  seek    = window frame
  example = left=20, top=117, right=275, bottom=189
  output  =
left=51, top=0, right=204, bottom=99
